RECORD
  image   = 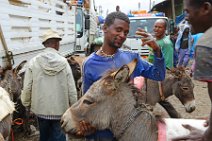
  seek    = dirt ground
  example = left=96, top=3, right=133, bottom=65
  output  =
left=13, top=55, right=210, bottom=141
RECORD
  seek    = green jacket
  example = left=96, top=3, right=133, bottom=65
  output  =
left=148, top=36, right=173, bottom=69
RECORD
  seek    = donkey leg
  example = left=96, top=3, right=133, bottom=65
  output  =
left=159, top=100, right=182, bottom=118
left=0, top=114, right=12, bottom=140
left=0, top=133, right=4, bottom=141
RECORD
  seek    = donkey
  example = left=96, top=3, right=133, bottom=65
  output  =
left=61, top=59, right=206, bottom=141
left=66, top=55, right=83, bottom=99
left=141, top=67, right=195, bottom=118
left=66, top=56, right=81, bottom=87
left=0, top=87, right=15, bottom=141
left=0, top=60, right=34, bottom=136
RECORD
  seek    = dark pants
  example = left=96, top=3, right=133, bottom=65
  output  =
left=85, top=129, right=117, bottom=141
left=37, top=117, right=66, bottom=141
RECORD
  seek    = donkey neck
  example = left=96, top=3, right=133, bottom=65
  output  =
left=110, top=83, right=138, bottom=138
left=163, top=75, right=178, bottom=98
left=110, top=84, right=157, bottom=141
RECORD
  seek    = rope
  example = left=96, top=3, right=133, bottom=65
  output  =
left=10, top=118, right=24, bottom=141
left=10, top=128, right=14, bottom=141
left=13, top=118, right=24, bottom=125
left=116, top=104, right=152, bottom=139
left=158, top=81, right=165, bottom=101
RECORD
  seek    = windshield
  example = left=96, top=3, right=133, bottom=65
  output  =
left=128, top=18, right=168, bottom=37
left=76, top=8, right=83, bottom=33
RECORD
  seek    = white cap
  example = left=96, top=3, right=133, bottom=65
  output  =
left=41, top=29, right=62, bottom=43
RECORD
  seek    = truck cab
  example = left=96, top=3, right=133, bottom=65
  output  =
left=124, top=13, right=169, bottom=59
left=75, top=0, right=97, bottom=54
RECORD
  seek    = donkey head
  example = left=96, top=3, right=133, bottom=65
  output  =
left=67, top=56, right=81, bottom=83
left=169, top=67, right=195, bottom=113
left=0, top=60, right=27, bottom=101
left=61, top=59, right=138, bottom=135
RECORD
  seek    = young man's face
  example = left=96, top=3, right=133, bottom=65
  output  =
left=103, top=19, right=129, bottom=49
left=183, top=0, right=208, bottom=33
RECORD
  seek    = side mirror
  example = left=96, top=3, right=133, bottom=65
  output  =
left=77, top=32, right=83, bottom=38
left=169, top=19, right=175, bottom=35
left=85, top=14, right=90, bottom=30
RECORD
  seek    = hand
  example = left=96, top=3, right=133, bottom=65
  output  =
left=25, top=106, right=30, bottom=113
left=135, top=28, right=160, bottom=53
left=172, top=124, right=205, bottom=141
left=76, top=120, right=96, bottom=136
left=203, top=119, right=209, bottom=127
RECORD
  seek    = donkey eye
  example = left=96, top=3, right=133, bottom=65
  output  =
left=83, top=99, right=94, bottom=105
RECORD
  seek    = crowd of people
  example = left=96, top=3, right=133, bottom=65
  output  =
left=19, top=0, right=211, bottom=141
left=148, top=17, right=203, bottom=72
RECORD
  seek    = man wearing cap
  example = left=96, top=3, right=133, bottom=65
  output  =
left=21, top=29, right=77, bottom=141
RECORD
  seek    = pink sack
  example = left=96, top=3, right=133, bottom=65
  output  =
left=133, top=76, right=145, bottom=90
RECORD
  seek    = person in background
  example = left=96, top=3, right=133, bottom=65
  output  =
left=190, top=32, right=203, bottom=76
left=175, top=23, right=193, bottom=67
left=148, top=19, right=174, bottom=69
left=190, top=33, right=203, bottom=59
left=170, top=26, right=180, bottom=68
left=116, top=5, right=120, bottom=12
left=21, top=29, right=77, bottom=141
left=82, top=11, right=166, bottom=141
left=147, top=19, right=181, bottom=118
left=89, top=36, right=103, bottom=54
left=172, top=0, right=212, bottom=140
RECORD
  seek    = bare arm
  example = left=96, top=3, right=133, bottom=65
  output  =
left=203, top=82, right=212, bottom=140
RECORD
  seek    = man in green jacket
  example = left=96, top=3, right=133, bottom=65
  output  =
left=148, top=19, right=174, bottom=69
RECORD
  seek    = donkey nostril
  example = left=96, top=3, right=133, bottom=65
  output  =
left=60, top=120, right=64, bottom=125
left=192, top=106, right=196, bottom=111
left=182, top=87, right=189, bottom=90
left=186, top=106, right=196, bottom=113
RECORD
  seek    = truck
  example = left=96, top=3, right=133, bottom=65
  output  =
left=75, top=0, right=97, bottom=53
left=124, top=11, right=172, bottom=58
left=0, top=0, right=97, bottom=68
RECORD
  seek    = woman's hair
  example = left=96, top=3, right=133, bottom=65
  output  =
left=104, top=11, right=130, bottom=27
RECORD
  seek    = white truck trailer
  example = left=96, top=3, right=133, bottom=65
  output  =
left=0, top=0, right=97, bottom=68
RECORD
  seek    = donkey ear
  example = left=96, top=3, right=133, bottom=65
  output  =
left=13, top=60, right=27, bottom=74
left=113, top=65, right=130, bottom=84
left=111, top=59, right=137, bottom=79
left=111, top=59, right=137, bottom=88
left=126, top=59, right=138, bottom=76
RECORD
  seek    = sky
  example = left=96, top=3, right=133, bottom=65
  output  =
left=94, top=0, right=165, bottom=17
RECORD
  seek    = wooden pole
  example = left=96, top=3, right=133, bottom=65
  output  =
left=0, top=25, right=13, bottom=69
left=171, top=0, right=176, bottom=22
left=149, top=0, right=152, bottom=11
